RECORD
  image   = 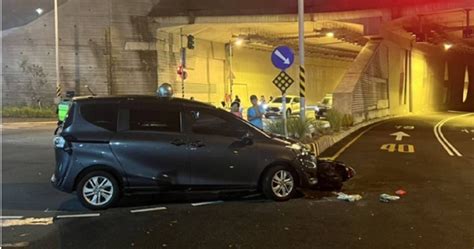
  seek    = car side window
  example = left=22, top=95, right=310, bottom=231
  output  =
left=80, top=103, right=118, bottom=132
left=293, top=97, right=300, bottom=103
left=189, top=110, right=245, bottom=138
left=129, top=108, right=181, bottom=133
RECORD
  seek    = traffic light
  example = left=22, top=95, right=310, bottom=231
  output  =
left=187, top=35, right=195, bottom=49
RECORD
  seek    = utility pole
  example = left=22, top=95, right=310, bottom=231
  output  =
left=229, top=42, right=234, bottom=100
left=298, top=0, right=306, bottom=120
left=180, top=28, right=185, bottom=98
left=54, top=0, right=61, bottom=102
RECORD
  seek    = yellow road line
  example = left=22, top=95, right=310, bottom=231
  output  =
left=328, top=121, right=389, bottom=160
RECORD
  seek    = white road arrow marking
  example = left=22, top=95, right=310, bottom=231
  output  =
left=390, top=131, right=410, bottom=141
left=274, top=50, right=290, bottom=64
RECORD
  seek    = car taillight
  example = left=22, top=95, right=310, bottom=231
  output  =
left=54, top=136, right=66, bottom=149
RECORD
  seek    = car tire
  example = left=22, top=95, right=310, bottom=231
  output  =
left=262, top=165, right=296, bottom=201
left=76, top=171, right=120, bottom=210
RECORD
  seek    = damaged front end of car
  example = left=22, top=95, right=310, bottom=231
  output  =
left=289, top=143, right=356, bottom=190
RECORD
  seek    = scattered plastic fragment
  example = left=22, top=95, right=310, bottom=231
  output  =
left=379, top=193, right=401, bottom=203
left=395, top=189, right=407, bottom=196
left=336, top=192, right=362, bottom=202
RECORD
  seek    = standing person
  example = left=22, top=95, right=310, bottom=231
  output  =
left=259, top=95, right=266, bottom=105
left=247, top=95, right=265, bottom=129
left=234, top=95, right=241, bottom=103
left=269, top=96, right=274, bottom=102
left=230, top=101, right=242, bottom=118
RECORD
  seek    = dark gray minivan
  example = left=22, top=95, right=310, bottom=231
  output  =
left=52, top=96, right=352, bottom=209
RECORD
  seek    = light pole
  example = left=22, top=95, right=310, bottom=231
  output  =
left=298, top=0, right=306, bottom=120
left=54, top=0, right=61, bottom=102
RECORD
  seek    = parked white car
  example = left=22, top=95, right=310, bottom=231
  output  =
left=264, top=95, right=301, bottom=118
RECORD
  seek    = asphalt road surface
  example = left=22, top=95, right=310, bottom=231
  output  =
left=1, top=112, right=473, bottom=249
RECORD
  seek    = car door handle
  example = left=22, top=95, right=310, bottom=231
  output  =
left=190, top=140, right=205, bottom=148
left=170, top=139, right=186, bottom=146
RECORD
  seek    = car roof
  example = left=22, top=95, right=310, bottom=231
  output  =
left=73, top=95, right=215, bottom=109
left=274, top=95, right=299, bottom=98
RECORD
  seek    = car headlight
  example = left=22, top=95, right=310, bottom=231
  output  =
left=54, top=136, right=66, bottom=148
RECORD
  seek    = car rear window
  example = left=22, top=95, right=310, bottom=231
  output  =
left=80, top=103, right=118, bottom=132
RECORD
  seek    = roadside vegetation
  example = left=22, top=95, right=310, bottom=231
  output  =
left=265, top=110, right=354, bottom=142
left=2, top=106, right=57, bottom=118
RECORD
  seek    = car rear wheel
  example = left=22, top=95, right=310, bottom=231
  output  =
left=262, top=166, right=296, bottom=201
left=76, top=171, right=119, bottom=210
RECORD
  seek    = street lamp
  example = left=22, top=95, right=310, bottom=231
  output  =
left=234, top=37, right=244, bottom=46
left=326, top=32, right=335, bottom=38
left=443, top=43, right=453, bottom=51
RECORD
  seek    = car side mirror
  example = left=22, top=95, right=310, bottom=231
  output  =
left=241, top=131, right=254, bottom=145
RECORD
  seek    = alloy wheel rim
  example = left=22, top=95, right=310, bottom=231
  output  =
left=271, top=170, right=294, bottom=198
left=82, top=176, right=114, bottom=206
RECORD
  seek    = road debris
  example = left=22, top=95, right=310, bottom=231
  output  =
left=395, top=189, right=407, bottom=196
left=379, top=194, right=401, bottom=203
left=336, top=192, right=362, bottom=202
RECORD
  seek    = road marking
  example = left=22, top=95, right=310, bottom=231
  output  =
left=390, top=131, right=410, bottom=141
left=130, top=207, right=167, bottom=213
left=56, top=213, right=100, bottom=219
left=191, top=201, right=224, bottom=207
left=1, top=216, right=24, bottom=219
left=395, top=125, right=415, bottom=130
left=380, top=144, right=415, bottom=153
left=398, top=144, right=415, bottom=153
left=1, top=217, right=53, bottom=227
left=0, top=242, right=30, bottom=247
left=434, top=113, right=473, bottom=157
left=381, top=143, right=397, bottom=152
left=328, top=121, right=388, bottom=160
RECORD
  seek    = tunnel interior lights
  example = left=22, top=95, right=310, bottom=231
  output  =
left=36, top=8, right=44, bottom=15
left=443, top=43, right=453, bottom=51
left=234, top=37, right=244, bottom=46
left=325, top=32, right=335, bottom=38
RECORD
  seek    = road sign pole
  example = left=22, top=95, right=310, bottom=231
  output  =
left=229, top=42, right=234, bottom=100
left=180, top=28, right=185, bottom=98
left=298, top=0, right=306, bottom=120
left=54, top=0, right=61, bottom=103
left=282, top=93, right=288, bottom=138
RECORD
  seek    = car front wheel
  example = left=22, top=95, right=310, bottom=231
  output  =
left=262, top=166, right=296, bottom=201
left=76, top=171, right=119, bottom=210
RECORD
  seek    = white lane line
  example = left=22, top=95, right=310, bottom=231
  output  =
left=191, top=201, right=224, bottom=207
left=1, top=242, right=30, bottom=247
left=130, top=207, right=167, bottom=213
left=1, top=217, right=53, bottom=227
left=1, top=216, right=24, bottom=219
left=434, top=113, right=473, bottom=157
left=56, top=213, right=100, bottom=219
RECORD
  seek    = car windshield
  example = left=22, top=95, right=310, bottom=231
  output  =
left=272, top=97, right=291, bottom=103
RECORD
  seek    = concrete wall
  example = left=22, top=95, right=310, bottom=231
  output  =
left=1, top=0, right=158, bottom=106
left=156, top=30, right=352, bottom=109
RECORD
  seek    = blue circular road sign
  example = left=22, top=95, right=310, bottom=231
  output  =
left=271, top=46, right=295, bottom=71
